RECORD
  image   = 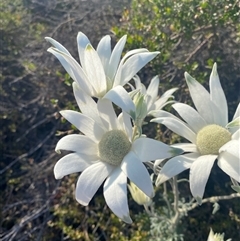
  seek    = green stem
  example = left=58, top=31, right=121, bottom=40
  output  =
left=131, top=124, right=138, bottom=142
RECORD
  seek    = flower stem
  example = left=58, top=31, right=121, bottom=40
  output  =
left=172, top=176, right=180, bottom=230
left=131, top=124, right=140, bottom=141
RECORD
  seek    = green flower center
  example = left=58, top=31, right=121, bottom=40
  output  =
left=196, top=124, right=231, bottom=155
left=98, top=130, right=131, bottom=166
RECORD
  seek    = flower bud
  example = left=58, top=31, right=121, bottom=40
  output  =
left=128, top=181, right=152, bottom=206
left=207, top=228, right=231, bottom=241
left=133, top=92, right=148, bottom=126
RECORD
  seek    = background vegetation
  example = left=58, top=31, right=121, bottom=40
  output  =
left=1, top=0, right=239, bottom=240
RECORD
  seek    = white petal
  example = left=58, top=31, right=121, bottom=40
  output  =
left=226, top=117, right=240, bottom=129
left=219, top=139, right=240, bottom=158
left=233, top=103, right=240, bottom=120
left=146, top=76, right=159, bottom=102
left=96, top=35, right=111, bottom=72
left=171, top=143, right=198, bottom=153
left=48, top=48, right=93, bottom=95
left=132, top=137, right=183, bottom=162
left=133, top=75, right=144, bottom=91
left=114, top=49, right=149, bottom=87
left=55, top=134, right=98, bottom=155
left=115, top=51, right=159, bottom=86
left=150, top=109, right=179, bottom=119
left=60, top=110, right=105, bottom=142
left=218, top=152, right=240, bottom=182
left=190, top=155, right=217, bottom=202
left=97, top=99, right=119, bottom=130
left=151, top=117, right=196, bottom=144
left=54, top=153, right=97, bottom=179
left=232, top=129, right=240, bottom=140
left=156, top=153, right=198, bottom=185
left=185, top=72, right=216, bottom=124
left=107, top=35, right=127, bottom=80
left=153, top=159, right=165, bottom=172
left=154, top=88, right=177, bottom=110
left=121, top=151, right=154, bottom=197
left=76, top=162, right=114, bottom=205
left=118, top=111, right=133, bottom=139
left=158, top=100, right=176, bottom=110
left=161, top=87, right=178, bottom=98
left=83, top=44, right=107, bottom=97
left=103, top=168, right=132, bottom=223
left=209, top=63, right=228, bottom=125
left=172, top=103, right=207, bottom=133
left=77, top=32, right=91, bottom=70
left=73, top=83, right=105, bottom=127
left=45, top=37, right=71, bottom=55
left=145, top=94, right=155, bottom=113
left=103, top=86, right=136, bottom=120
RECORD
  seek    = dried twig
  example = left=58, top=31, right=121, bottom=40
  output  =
left=0, top=127, right=56, bottom=175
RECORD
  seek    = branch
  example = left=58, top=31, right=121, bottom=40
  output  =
left=184, top=33, right=214, bottom=63
left=0, top=126, right=56, bottom=175
left=179, top=193, right=240, bottom=213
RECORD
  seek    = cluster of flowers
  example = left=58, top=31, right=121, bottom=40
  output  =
left=46, top=33, right=239, bottom=223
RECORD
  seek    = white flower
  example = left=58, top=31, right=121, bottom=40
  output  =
left=134, top=75, right=178, bottom=114
left=54, top=86, right=182, bottom=223
left=207, top=228, right=231, bottom=241
left=151, top=63, right=240, bottom=203
left=46, top=33, right=159, bottom=119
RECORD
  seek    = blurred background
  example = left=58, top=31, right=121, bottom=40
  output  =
left=1, top=0, right=239, bottom=240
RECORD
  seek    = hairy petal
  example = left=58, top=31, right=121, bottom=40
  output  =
left=218, top=152, right=240, bottom=182
left=209, top=63, right=228, bottom=126
left=151, top=117, right=196, bottom=144
left=60, top=110, right=105, bottom=142
left=172, top=103, right=207, bottom=133
left=190, top=155, right=217, bottom=204
left=76, top=162, right=113, bottom=205
left=107, top=35, right=127, bottom=80
left=83, top=44, right=107, bottom=96
left=132, top=137, right=183, bottom=162
left=96, top=35, right=111, bottom=72
left=55, top=134, right=98, bottom=155
left=104, top=168, right=132, bottom=223
left=156, top=153, right=198, bottom=185
left=121, top=151, right=154, bottom=198
left=54, top=153, right=97, bottom=179
left=185, top=72, right=216, bottom=124
left=103, top=86, right=136, bottom=120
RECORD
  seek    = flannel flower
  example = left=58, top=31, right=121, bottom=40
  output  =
left=54, top=85, right=182, bottom=223
left=133, top=75, right=178, bottom=114
left=130, top=75, right=177, bottom=134
left=207, top=228, right=231, bottom=241
left=151, top=63, right=240, bottom=203
left=46, top=32, right=159, bottom=119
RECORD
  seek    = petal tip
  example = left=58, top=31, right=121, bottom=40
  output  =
left=170, top=147, right=184, bottom=156
left=184, top=72, right=195, bottom=83
left=155, top=175, right=165, bottom=186
left=85, top=43, right=93, bottom=51
left=195, top=196, right=202, bottom=205
left=76, top=197, right=88, bottom=206
left=150, top=190, right=155, bottom=198
left=231, top=185, right=240, bottom=193
left=122, top=214, right=132, bottom=224
left=55, top=149, right=61, bottom=154
left=54, top=173, right=63, bottom=180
